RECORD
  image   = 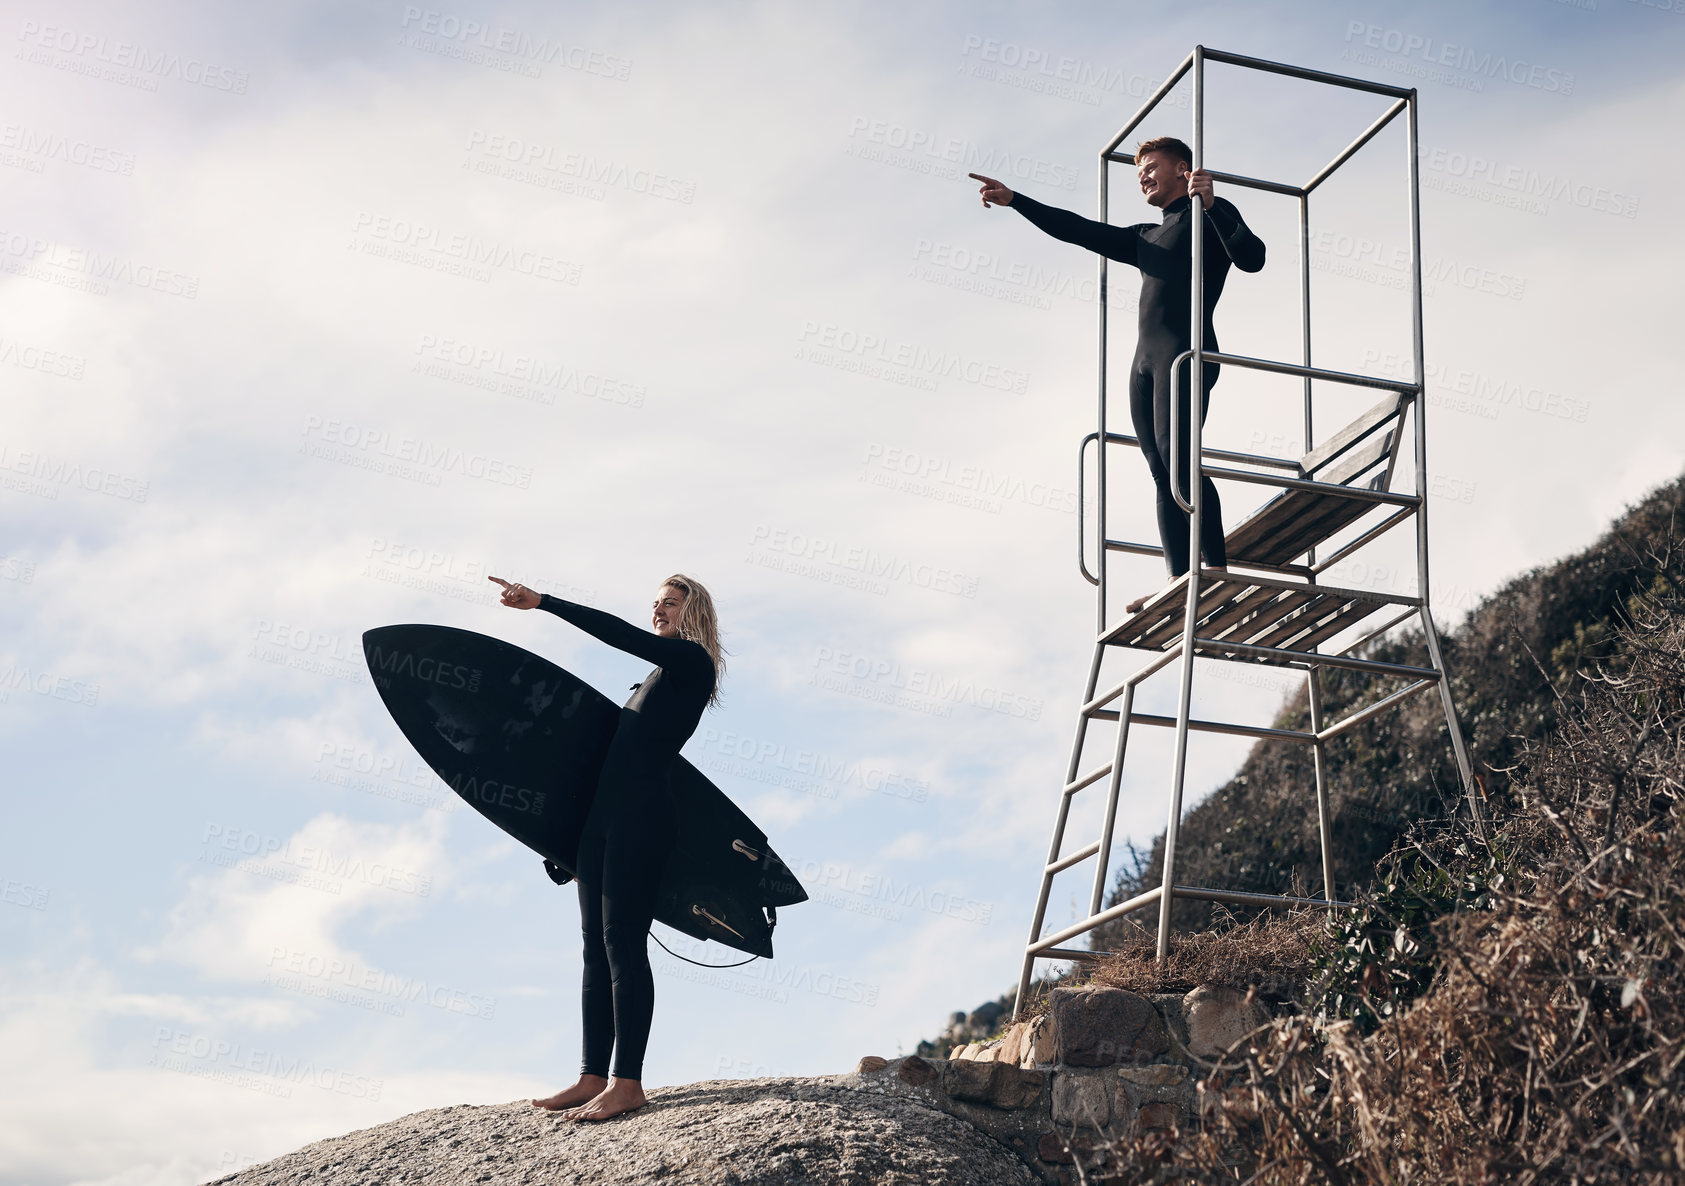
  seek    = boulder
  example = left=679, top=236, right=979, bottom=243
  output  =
left=997, top=1021, right=1026, bottom=1067
left=944, top=1059, right=1045, bottom=1111
left=989, top=1066, right=1046, bottom=1111
left=1049, top=987, right=1169, bottom=1067
left=898, top=1055, right=940, bottom=1086
left=1050, top=1069, right=1111, bottom=1128
left=1111, top=1078, right=1141, bottom=1133
left=208, top=1081, right=1040, bottom=1186
left=1116, top=1064, right=1188, bottom=1087
left=1182, top=985, right=1269, bottom=1059
left=1035, top=1129, right=1108, bottom=1169
left=856, top=1056, right=889, bottom=1074
left=1024, top=1013, right=1058, bottom=1067
left=945, top=1057, right=998, bottom=1104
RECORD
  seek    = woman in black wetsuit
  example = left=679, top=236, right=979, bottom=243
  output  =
left=489, top=572, right=723, bottom=1121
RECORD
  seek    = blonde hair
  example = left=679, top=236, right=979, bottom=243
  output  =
left=661, top=573, right=725, bottom=705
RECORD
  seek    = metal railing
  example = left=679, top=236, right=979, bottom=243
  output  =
left=1015, top=47, right=1480, bottom=1018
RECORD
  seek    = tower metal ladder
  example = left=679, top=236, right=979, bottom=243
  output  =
left=1013, top=47, right=1478, bottom=1019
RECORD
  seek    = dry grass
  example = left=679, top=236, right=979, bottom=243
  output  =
left=1080, top=910, right=1323, bottom=1003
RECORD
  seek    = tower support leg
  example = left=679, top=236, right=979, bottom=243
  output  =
left=1419, top=607, right=1480, bottom=821
left=1155, top=570, right=1202, bottom=963
left=1306, top=666, right=1337, bottom=905
left=1014, top=643, right=1107, bottom=1020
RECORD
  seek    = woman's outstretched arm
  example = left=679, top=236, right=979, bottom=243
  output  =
left=489, top=576, right=705, bottom=669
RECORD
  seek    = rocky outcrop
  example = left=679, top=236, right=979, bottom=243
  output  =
left=213, top=985, right=1271, bottom=1186
left=209, top=1077, right=1038, bottom=1186
left=927, top=983, right=1272, bottom=1180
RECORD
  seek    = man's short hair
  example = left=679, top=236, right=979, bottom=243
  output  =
left=1136, top=136, right=1193, bottom=169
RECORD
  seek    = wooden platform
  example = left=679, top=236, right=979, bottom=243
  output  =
left=1102, top=569, right=1407, bottom=660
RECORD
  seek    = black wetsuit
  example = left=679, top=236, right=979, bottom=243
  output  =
left=1011, top=191, right=1265, bottom=575
left=537, top=594, right=715, bottom=1081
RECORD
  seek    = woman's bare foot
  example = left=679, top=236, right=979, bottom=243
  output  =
left=531, top=1074, right=608, bottom=1111
left=1125, top=591, right=1153, bottom=615
left=561, top=1076, right=648, bottom=1121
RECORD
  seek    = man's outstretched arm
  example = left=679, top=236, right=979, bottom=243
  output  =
left=969, top=172, right=1141, bottom=267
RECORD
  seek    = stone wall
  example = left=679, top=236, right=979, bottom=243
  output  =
left=852, top=983, right=1268, bottom=1183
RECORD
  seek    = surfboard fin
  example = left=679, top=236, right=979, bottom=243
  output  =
left=691, top=904, right=745, bottom=940
left=542, top=859, right=575, bottom=887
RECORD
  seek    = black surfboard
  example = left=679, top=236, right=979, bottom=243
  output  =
left=362, top=624, right=806, bottom=957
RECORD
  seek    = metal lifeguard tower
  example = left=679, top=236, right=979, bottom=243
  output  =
left=1013, top=47, right=1477, bottom=1015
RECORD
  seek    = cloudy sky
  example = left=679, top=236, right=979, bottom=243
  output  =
left=3, top=1, right=1681, bottom=1182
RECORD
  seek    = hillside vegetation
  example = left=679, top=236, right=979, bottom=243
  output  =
left=1096, top=473, right=1685, bottom=941
left=1056, top=474, right=1685, bottom=1181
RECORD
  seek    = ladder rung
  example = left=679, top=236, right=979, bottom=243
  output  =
left=1333, top=606, right=1417, bottom=657
left=1080, top=683, right=1128, bottom=716
left=1194, top=636, right=1441, bottom=681
left=1220, top=568, right=1420, bottom=609
left=1170, top=884, right=1354, bottom=910
left=1089, top=709, right=1318, bottom=745
left=1317, top=677, right=1436, bottom=742
left=1028, top=884, right=1164, bottom=953
left=1063, top=764, right=1112, bottom=796
left=1046, top=842, right=1100, bottom=875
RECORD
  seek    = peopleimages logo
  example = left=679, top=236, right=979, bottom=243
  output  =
left=811, top=646, right=1044, bottom=721
left=200, top=823, right=433, bottom=897
left=798, top=321, right=1028, bottom=395
left=0, top=122, right=135, bottom=175
left=748, top=525, right=980, bottom=599
left=414, top=333, right=646, bottom=408
left=862, top=443, right=1076, bottom=514
left=845, top=115, right=1077, bottom=191
left=463, top=131, right=693, bottom=203
left=398, top=7, right=631, bottom=80
left=0, top=334, right=86, bottom=379
left=789, top=857, right=993, bottom=926
left=956, top=35, right=1191, bottom=110
left=0, top=445, right=149, bottom=501
left=264, top=947, right=496, bottom=1020
left=1341, top=22, right=1575, bottom=95
left=350, top=213, right=582, bottom=285
left=299, top=416, right=534, bottom=489
left=1418, top=146, right=1638, bottom=220
left=696, top=727, right=930, bottom=803
left=150, top=1029, right=382, bottom=1099
left=15, top=21, right=250, bottom=93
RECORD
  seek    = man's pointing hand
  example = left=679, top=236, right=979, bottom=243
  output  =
left=968, top=172, right=1014, bottom=208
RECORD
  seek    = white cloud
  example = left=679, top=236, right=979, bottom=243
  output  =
left=142, top=812, right=450, bottom=983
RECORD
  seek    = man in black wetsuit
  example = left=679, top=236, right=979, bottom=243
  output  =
left=492, top=573, right=722, bottom=1122
left=971, top=136, right=1265, bottom=613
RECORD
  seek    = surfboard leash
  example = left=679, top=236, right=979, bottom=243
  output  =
left=547, top=859, right=775, bottom=968
left=650, top=903, right=778, bottom=969
left=649, top=931, right=763, bottom=969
